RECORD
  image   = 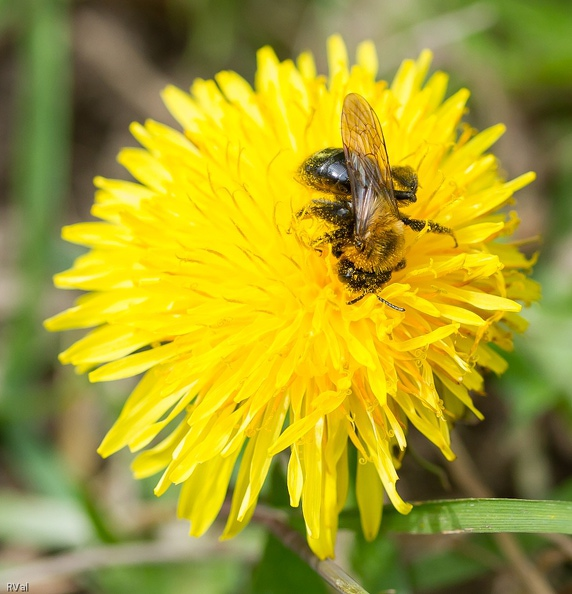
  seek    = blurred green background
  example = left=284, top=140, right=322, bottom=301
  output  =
left=1, top=0, right=571, bottom=592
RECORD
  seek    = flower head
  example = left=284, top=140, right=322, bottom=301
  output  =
left=46, top=36, right=539, bottom=559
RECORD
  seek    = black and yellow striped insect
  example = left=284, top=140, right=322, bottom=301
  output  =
left=298, top=93, right=455, bottom=310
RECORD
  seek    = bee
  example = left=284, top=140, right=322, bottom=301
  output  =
left=298, top=93, right=456, bottom=310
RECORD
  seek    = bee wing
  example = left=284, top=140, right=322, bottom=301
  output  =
left=341, top=93, right=398, bottom=241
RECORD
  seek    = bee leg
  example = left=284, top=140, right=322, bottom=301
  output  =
left=315, top=228, right=345, bottom=243
left=394, top=259, right=406, bottom=271
left=299, top=198, right=352, bottom=225
left=401, top=217, right=458, bottom=247
left=311, top=230, right=334, bottom=250
left=312, top=228, right=350, bottom=258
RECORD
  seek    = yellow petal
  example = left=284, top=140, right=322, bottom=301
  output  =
left=356, top=461, right=384, bottom=541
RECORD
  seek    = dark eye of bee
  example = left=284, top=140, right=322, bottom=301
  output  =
left=299, top=147, right=418, bottom=204
left=391, top=166, right=418, bottom=204
left=298, top=148, right=351, bottom=195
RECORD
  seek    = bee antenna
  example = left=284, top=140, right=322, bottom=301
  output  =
left=376, top=296, right=405, bottom=311
left=347, top=294, right=405, bottom=312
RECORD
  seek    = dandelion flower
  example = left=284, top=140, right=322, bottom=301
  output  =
left=45, top=35, right=539, bottom=559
